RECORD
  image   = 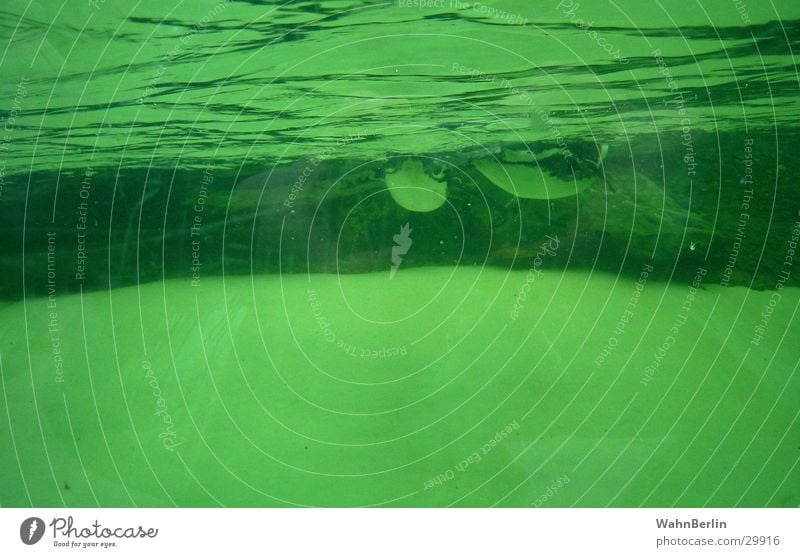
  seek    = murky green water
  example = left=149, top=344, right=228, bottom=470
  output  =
left=1, top=0, right=798, bottom=507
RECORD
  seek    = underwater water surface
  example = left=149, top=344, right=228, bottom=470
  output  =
left=0, top=0, right=799, bottom=507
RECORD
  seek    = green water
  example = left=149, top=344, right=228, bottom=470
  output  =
left=1, top=0, right=798, bottom=507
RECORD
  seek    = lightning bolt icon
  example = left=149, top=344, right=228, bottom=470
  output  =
left=28, top=519, right=38, bottom=542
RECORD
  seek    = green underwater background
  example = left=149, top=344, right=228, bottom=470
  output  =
left=0, top=0, right=799, bottom=507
